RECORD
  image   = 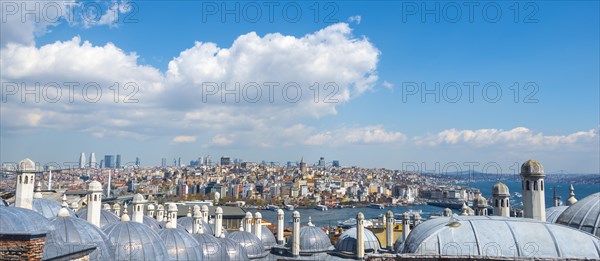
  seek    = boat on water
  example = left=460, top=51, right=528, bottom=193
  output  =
left=514, top=192, right=522, bottom=198
left=369, top=203, right=385, bottom=209
left=284, top=204, right=294, bottom=211
left=266, top=204, right=279, bottom=211
left=338, top=218, right=374, bottom=228
left=334, top=205, right=344, bottom=209
left=314, top=205, right=328, bottom=211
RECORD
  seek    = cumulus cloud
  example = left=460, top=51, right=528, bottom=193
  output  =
left=173, top=135, right=197, bottom=143
left=348, top=15, right=362, bottom=24
left=382, top=81, right=394, bottom=91
left=414, top=127, right=599, bottom=148
left=209, top=135, right=233, bottom=146
left=305, top=126, right=407, bottom=146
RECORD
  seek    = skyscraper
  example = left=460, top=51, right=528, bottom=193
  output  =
left=161, top=158, right=167, bottom=167
left=318, top=157, right=325, bottom=167
left=116, top=154, right=122, bottom=169
left=89, top=153, right=97, bottom=168
left=135, top=157, right=140, bottom=167
left=104, top=155, right=115, bottom=169
left=79, top=152, right=86, bottom=169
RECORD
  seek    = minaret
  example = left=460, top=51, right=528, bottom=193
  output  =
left=47, top=170, right=52, bottom=190
left=193, top=206, right=202, bottom=234
left=87, top=180, right=103, bottom=227
left=168, top=203, right=178, bottom=227
left=156, top=204, right=165, bottom=222
left=254, top=212, right=262, bottom=238
left=132, top=194, right=144, bottom=223
left=15, top=158, right=36, bottom=210
left=566, top=184, right=578, bottom=206
left=492, top=182, right=510, bottom=217
left=79, top=152, right=86, bottom=169
left=215, top=207, right=223, bottom=237
left=103, top=203, right=111, bottom=211
left=402, top=212, right=411, bottom=241
left=147, top=204, right=155, bottom=218
left=414, top=212, right=422, bottom=226
left=112, top=203, right=121, bottom=216
left=277, top=209, right=285, bottom=244
left=385, top=210, right=394, bottom=250
left=106, top=170, right=112, bottom=198
left=521, top=159, right=546, bottom=221
left=357, top=212, right=365, bottom=259
left=201, top=205, right=209, bottom=223
left=245, top=212, right=253, bottom=232
left=291, top=211, right=300, bottom=257
left=473, top=195, right=488, bottom=216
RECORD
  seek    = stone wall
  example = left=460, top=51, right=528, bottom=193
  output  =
left=0, top=234, right=46, bottom=261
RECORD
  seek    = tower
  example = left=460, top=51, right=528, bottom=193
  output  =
left=116, top=154, right=122, bottom=169
left=277, top=209, right=285, bottom=244
left=357, top=212, right=365, bottom=259
left=193, top=206, right=202, bottom=234
left=521, top=159, right=546, bottom=221
left=201, top=205, right=209, bottom=223
left=87, top=180, right=103, bottom=227
left=215, top=207, right=223, bottom=237
left=79, top=152, right=86, bottom=169
left=167, top=203, right=178, bottom=227
left=385, top=211, right=394, bottom=250
left=254, top=212, right=262, bottom=238
left=566, top=184, right=578, bottom=206
left=553, top=187, right=562, bottom=207
left=291, top=211, right=300, bottom=257
left=299, top=157, right=307, bottom=174
left=89, top=153, right=96, bottom=168
left=156, top=204, right=165, bottom=222
left=244, top=212, right=253, bottom=232
left=492, top=182, right=510, bottom=217
left=402, top=212, right=411, bottom=240
left=132, top=194, right=144, bottom=223
left=473, top=195, right=488, bottom=216
left=15, top=159, right=36, bottom=210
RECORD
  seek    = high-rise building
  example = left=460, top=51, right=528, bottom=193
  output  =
left=89, top=153, right=97, bottom=168
left=116, top=154, right=122, bottom=168
left=104, top=155, right=115, bottom=169
left=221, top=156, right=231, bottom=165
left=318, top=157, right=325, bottom=167
left=79, top=152, right=86, bottom=169
left=99, top=159, right=104, bottom=168
left=161, top=158, right=167, bottom=167
left=135, top=157, right=140, bottom=167
left=332, top=160, right=340, bottom=167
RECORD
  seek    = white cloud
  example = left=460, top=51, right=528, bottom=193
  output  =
left=414, top=127, right=599, bottom=148
left=305, top=126, right=407, bottom=146
left=348, top=15, right=362, bottom=24
left=173, top=135, right=197, bottom=143
left=383, top=81, right=394, bottom=91
left=209, top=135, right=233, bottom=146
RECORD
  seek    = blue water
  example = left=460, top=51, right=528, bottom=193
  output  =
left=251, top=181, right=599, bottom=227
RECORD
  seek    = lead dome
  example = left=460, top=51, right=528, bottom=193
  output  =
left=76, top=209, right=120, bottom=228
left=492, top=182, right=510, bottom=196
left=0, top=206, right=53, bottom=234
left=521, top=159, right=545, bottom=176
left=220, top=236, right=250, bottom=261
left=286, top=225, right=333, bottom=254
left=334, top=227, right=381, bottom=255
left=32, top=198, right=75, bottom=219
left=556, top=192, right=600, bottom=237
left=158, top=225, right=204, bottom=261
left=102, top=218, right=170, bottom=260
left=227, top=230, right=268, bottom=259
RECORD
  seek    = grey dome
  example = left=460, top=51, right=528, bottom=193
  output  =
left=47, top=213, right=114, bottom=261
left=76, top=208, right=120, bottom=228
left=227, top=231, right=268, bottom=259
left=193, top=233, right=227, bottom=260
left=521, top=159, right=544, bottom=176
left=220, top=237, right=250, bottom=261
left=159, top=228, right=204, bottom=261
left=102, top=220, right=171, bottom=261
left=143, top=216, right=163, bottom=231
left=32, top=198, right=75, bottom=219
left=260, top=225, right=277, bottom=250
left=400, top=215, right=600, bottom=259
left=492, top=182, right=510, bottom=196
left=286, top=226, right=333, bottom=254
left=546, top=206, right=569, bottom=223
left=177, top=216, right=213, bottom=235
left=334, top=227, right=381, bottom=255
left=556, top=192, right=600, bottom=237
left=0, top=206, right=53, bottom=234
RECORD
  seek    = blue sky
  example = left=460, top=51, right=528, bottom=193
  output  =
left=1, top=1, right=599, bottom=173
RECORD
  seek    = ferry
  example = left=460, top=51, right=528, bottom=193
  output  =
left=369, top=203, right=385, bottom=209
left=266, top=205, right=279, bottom=211
left=314, top=205, right=328, bottom=211
left=284, top=205, right=294, bottom=211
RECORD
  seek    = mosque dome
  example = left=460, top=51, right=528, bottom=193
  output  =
left=546, top=206, right=569, bottom=223
left=334, top=227, right=381, bottom=255
left=0, top=206, right=53, bottom=234
left=177, top=216, right=216, bottom=235
left=260, top=225, right=278, bottom=250
left=193, top=233, right=227, bottom=260
left=473, top=195, right=488, bottom=207
left=400, top=215, right=600, bottom=259
left=102, top=216, right=170, bottom=261
left=158, top=225, right=204, bottom=261
left=220, top=237, right=250, bottom=261
left=286, top=226, right=333, bottom=254
left=556, top=192, right=600, bottom=237
left=47, top=208, right=114, bottom=261
left=520, top=160, right=544, bottom=176
left=492, top=182, right=510, bottom=196
left=32, top=198, right=75, bottom=219
left=227, top=231, right=268, bottom=259
left=143, top=216, right=163, bottom=231
left=76, top=209, right=120, bottom=228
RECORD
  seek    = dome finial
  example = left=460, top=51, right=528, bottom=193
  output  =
left=307, top=216, right=314, bottom=226
left=566, top=183, right=578, bottom=206
left=187, top=206, right=192, bottom=217
left=58, top=207, right=70, bottom=217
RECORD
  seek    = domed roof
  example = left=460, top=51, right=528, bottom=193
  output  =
left=546, top=206, right=569, bottom=223
left=159, top=227, right=204, bottom=261
left=177, top=216, right=213, bottom=235
left=334, top=227, right=381, bottom=255
left=102, top=219, right=170, bottom=260
left=193, top=233, right=227, bottom=260
left=88, top=180, right=103, bottom=192
left=260, top=225, right=277, bottom=250
left=473, top=195, right=488, bottom=207
left=47, top=208, right=114, bottom=261
left=492, top=182, right=510, bottom=196
left=227, top=231, right=268, bottom=259
left=76, top=208, right=120, bottom=228
left=520, top=159, right=544, bottom=176
left=400, top=215, right=600, bottom=259
left=32, top=198, right=75, bottom=219
left=132, top=194, right=144, bottom=203
left=0, top=206, right=53, bottom=234
left=286, top=226, right=333, bottom=254
left=556, top=192, right=600, bottom=237
left=220, top=237, right=250, bottom=261
left=143, top=216, right=163, bottom=231
left=18, top=158, right=36, bottom=171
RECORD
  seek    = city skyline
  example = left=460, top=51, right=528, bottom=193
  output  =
left=1, top=1, right=599, bottom=173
